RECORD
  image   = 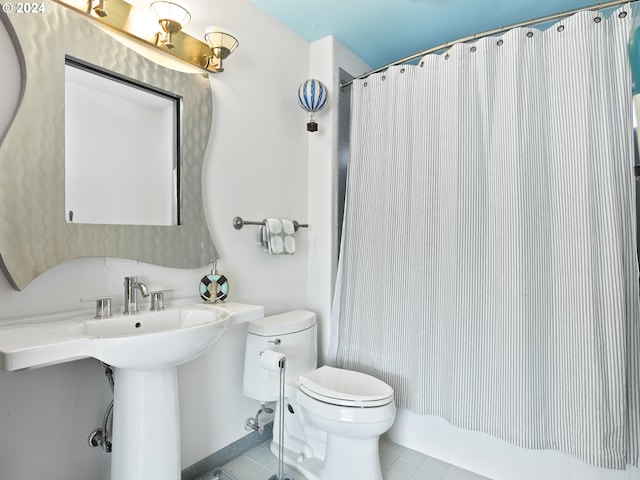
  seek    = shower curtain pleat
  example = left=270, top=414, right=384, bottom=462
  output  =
left=335, top=6, right=640, bottom=469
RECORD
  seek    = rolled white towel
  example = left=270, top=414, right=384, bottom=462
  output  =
left=264, top=218, right=283, bottom=254
left=263, top=218, right=295, bottom=255
left=281, top=219, right=296, bottom=254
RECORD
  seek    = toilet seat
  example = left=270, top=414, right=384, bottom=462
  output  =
left=298, top=365, right=393, bottom=407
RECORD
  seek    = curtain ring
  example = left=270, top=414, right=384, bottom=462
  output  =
left=445, top=53, right=450, bottom=60
left=619, top=10, right=628, bottom=18
left=497, top=39, right=504, bottom=46
left=557, top=25, right=564, bottom=32
left=470, top=46, right=477, bottom=53
left=382, top=75, right=386, bottom=81
left=420, top=61, right=424, bottom=67
left=526, top=31, right=534, bottom=38
left=400, top=68, right=405, bottom=73
left=594, top=15, right=602, bottom=23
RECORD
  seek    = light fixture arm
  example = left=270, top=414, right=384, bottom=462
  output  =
left=152, top=2, right=190, bottom=50
left=209, top=46, right=230, bottom=72
left=158, top=20, right=181, bottom=49
left=88, top=0, right=108, bottom=17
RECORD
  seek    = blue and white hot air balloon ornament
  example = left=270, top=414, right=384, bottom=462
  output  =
left=298, top=79, right=328, bottom=132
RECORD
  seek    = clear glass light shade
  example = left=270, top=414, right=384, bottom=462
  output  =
left=204, top=26, right=239, bottom=57
left=204, top=27, right=239, bottom=72
left=150, top=1, right=191, bottom=30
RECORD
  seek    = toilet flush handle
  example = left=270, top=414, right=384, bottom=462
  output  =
left=268, top=338, right=281, bottom=345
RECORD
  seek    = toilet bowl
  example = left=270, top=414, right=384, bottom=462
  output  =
left=243, top=310, right=396, bottom=480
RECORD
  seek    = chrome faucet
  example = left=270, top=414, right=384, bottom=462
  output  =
left=123, top=276, right=149, bottom=314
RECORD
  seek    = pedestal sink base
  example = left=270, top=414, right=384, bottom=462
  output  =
left=111, top=368, right=181, bottom=480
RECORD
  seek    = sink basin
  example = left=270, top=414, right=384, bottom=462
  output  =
left=0, top=303, right=230, bottom=371
left=76, top=306, right=229, bottom=370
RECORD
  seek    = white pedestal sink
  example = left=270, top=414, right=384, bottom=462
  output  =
left=0, top=302, right=233, bottom=480
left=80, top=306, right=230, bottom=480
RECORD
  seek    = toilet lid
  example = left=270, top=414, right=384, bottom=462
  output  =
left=298, top=366, right=394, bottom=407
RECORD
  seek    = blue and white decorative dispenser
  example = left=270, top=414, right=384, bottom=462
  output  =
left=628, top=3, right=640, bottom=178
left=199, top=262, right=229, bottom=303
left=298, top=79, right=328, bottom=132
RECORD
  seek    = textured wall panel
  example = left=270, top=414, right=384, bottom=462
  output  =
left=0, top=1, right=218, bottom=290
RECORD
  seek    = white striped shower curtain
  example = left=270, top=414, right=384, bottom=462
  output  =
left=334, top=6, right=640, bottom=469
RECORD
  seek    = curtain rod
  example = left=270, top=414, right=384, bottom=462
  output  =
left=341, top=0, right=636, bottom=88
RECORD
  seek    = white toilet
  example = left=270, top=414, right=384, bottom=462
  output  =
left=243, top=310, right=396, bottom=480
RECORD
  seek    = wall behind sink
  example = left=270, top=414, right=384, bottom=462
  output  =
left=0, top=0, right=310, bottom=478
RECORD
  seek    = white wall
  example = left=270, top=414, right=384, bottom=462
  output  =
left=0, top=1, right=310, bottom=479
left=199, top=0, right=310, bottom=313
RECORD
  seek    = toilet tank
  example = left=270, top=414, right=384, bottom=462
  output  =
left=243, top=310, right=317, bottom=402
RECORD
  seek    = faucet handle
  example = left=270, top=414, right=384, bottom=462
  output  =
left=81, top=296, right=113, bottom=319
left=150, top=290, right=173, bottom=311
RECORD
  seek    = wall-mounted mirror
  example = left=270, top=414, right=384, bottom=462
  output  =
left=64, top=57, right=181, bottom=226
left=0, top=0, right=218, bottom=290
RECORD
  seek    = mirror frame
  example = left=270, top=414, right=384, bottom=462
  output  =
left=0, top=1, right=218, bottom=290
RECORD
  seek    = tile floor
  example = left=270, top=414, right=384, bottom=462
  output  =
left=201, top=436, right=492, bottom=480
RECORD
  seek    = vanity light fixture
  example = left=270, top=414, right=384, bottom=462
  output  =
left=151, top=1, right=191, bottom=50
left=53, top=0, right=238, bottom=74
left=204, top=27, right=239, bottom=73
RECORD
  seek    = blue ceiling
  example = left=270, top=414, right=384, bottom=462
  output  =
left=249, top=0, right=612, bottom=69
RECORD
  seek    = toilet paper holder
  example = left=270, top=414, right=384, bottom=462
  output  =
left=259, top=349, right=287, bottom=370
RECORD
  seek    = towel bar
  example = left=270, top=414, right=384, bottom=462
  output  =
left=233, top=216, right=308, bottom=232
